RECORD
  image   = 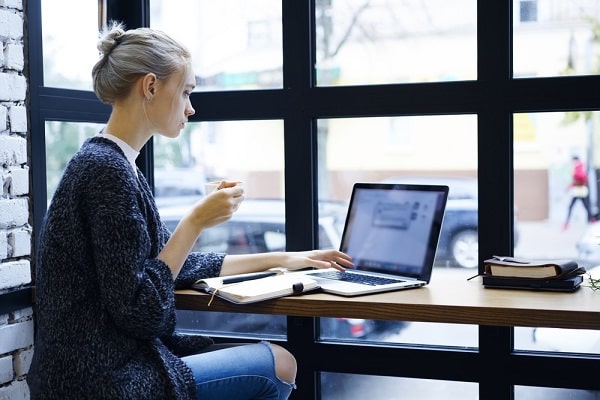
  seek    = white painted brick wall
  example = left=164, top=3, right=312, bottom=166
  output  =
left=8, top=105, right=26, bottom=132
left=6, top=167, right=29, bottom=196
left=8, top=228, right=30, bottom=258
left=0, top=105, right=6, bottom=131
left=0, top=135, right=27, bottom=165
left=0, top=1, right=31, bottom=397
left=13, top=348, right=33, bottom=377
left=0, top=260, right=30, bottom=290
left=0, top=0, right=22, bottom=11
left=0, top=356, right=12, bottom=385
left=0, top=9, right=23, bottom=41
left=0, top=73, right=26, bottom=101
left=0, top=316, right=34, bottom=360
left=0, top=380, right=29, bottom=400
left=0, top=198, right=28, bottom=228
left=0, top=233, right=6, bottom=261
left=4, top=43, right=23, bottom=71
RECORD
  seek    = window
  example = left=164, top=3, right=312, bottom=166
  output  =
left=315, top=0, right=478, bottom=85
left=29, top=1, right=600, bottom=399
left=150, top=0, right=283, bottom=91
left=513, top=0, right=600, bottom=78
left=41, top=0, right=98, bottom=90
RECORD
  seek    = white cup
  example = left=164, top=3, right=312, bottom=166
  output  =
left=204, top=180, right=244, bottom=194
left=204, top=180, right=222, bottom=194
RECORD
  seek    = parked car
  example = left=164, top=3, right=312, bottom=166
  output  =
left=384, top=177, right=520, bottom=269
left=159, top=196, right=405, bottom=340
left=158, top=197, right=346, bottom=254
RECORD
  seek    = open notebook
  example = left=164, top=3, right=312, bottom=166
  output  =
left=300, top=182, right=449, bottom=296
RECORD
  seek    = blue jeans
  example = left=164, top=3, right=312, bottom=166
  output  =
left=182, top=342, right=296, bottom=400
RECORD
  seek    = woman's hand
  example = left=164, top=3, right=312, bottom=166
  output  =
left=159, top=181, right=243, bottom=279
left=280, top=249, right=354, bottom=272
left=184, top=181, right=244, bottom=231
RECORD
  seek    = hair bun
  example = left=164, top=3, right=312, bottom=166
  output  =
left=97, top=22, right=126, bottom=57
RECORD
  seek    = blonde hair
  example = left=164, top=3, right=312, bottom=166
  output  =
left=92, top=21, right=192, bottom=104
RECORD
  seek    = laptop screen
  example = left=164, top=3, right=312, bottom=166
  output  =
left=339, top=183, right=449, bottom=282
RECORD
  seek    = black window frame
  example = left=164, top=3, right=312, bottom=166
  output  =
left=26, top=1, right=600, bottom=399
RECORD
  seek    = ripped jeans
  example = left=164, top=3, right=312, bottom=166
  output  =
left=182, top=342, right=296, bottom=400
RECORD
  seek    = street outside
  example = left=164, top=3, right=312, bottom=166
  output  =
left=514, top=219, right=591, bottom=261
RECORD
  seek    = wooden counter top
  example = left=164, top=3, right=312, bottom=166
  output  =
left=176, top=274, right=600, bottom=330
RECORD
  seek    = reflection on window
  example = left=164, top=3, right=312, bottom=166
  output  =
left=320, top=373, right=478, bottom=400
left=150, top=0, right=283, bottom=91
left=45, top=121, right=102, bottom=201
left=315, top=0, right=477, bottom=86
left=513, top=0, right=600, bottom=78
left=41, top=0, right=98, bottom=90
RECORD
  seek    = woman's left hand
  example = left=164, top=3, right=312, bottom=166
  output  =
left=281, top=250, right=353, bottom=272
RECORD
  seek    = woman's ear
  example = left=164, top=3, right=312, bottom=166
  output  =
left=141, top=73, right=157, bottom=102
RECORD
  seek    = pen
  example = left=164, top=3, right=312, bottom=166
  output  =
left=221, top=271, right=278, bottom=284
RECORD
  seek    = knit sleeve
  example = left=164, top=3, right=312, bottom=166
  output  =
left=175, top=251, right=225, bottom=288
left=155, top=209, right=225, bottom=289
left=86, top=158, right=177, bottom=339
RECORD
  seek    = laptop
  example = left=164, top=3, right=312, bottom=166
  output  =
left=301, top=182, right=449, bottom=296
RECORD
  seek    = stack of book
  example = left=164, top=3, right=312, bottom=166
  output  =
left=482, top=256, right=587, bottom=292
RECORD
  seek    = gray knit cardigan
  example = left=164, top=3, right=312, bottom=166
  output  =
left=28, top=137, right=224, bottom=399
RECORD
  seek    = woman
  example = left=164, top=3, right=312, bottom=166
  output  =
left=563, top=155, right=595, bottom=230
left=27, top=22, right=352, bottom=400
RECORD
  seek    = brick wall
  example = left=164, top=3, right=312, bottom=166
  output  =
left=0, top=0, right=33, bottom=399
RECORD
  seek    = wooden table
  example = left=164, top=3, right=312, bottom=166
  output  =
left=176, top=274, right=600, bottom=330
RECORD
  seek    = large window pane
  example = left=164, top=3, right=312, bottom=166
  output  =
left=317, top=115, right=479, bottom=347
left=513, top=111, right=600, bottom=353
left=41, top=0, right=98, bottom=90
left=150, top=0, right=283, bottom=91
left=159, top=121, right=291, bottom=335
left=316, top=0, right=477, bottom=86
left=513, top=0, right=600, bottom=78
left=45, top=121, right=102, bottom=201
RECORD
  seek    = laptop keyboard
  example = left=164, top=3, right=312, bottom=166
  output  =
left=312, top=270, right=405, bottom=286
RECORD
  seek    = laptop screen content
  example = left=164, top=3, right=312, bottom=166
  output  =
left=340, top=183, right=448, bottom=282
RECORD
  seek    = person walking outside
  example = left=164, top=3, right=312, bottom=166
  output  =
left=563, top=155, right=595, bottom=230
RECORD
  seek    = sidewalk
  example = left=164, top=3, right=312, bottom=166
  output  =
left=514, top=220, right=589, bottom=260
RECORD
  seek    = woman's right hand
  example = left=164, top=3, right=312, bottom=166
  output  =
left=159, top=182, right=244, bottom=278
left=184, top=182, right=245, bottom=231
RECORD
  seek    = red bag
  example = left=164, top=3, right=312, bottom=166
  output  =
left=573, top=163, right=588, bottom=185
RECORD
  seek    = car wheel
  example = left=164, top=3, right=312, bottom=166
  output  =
left=449, top=229, right=478, bottom=268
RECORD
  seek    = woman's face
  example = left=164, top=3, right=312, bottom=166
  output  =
left=149, top=64, right=196, bottom=138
